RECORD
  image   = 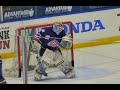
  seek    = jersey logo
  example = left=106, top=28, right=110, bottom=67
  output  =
left=41, top=29, right=45, bottom=32
left=45, top=35, right=50, bottom=39
left=47, top=39, right=59, bottom=47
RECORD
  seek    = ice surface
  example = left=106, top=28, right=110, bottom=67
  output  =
left=5, top=43, right=120, bottom=84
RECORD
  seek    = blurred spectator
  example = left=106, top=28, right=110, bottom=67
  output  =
left=0, top=54, right=7, bottom=84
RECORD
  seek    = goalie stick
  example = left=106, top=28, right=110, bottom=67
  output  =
left=23, top=27, right=47, bottom=77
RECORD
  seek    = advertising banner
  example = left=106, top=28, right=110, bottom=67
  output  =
left=36, top=6, right=80, bottom=16
left=79, top=6, right=111, bottom=11
left=3, top=7, right=35, bottom=21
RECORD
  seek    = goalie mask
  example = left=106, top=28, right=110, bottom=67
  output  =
left=53, top=22, right=63, bottom=35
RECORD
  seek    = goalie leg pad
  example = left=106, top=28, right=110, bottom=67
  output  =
left=56, top=60, right=75, bottom=78
left=54, top=50, right=75, bottom=78
left=33, top=64, right=42, bottom=81
left=34, top=49, right=55, bottom=80
left=33, top=56, right=49, bottom=81
left=41, top=49, right=55, bottom=66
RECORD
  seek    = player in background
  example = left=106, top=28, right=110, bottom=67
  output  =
left=32, top=21, right=75, bottom=81
left=0, top=54, right=7, bottom=84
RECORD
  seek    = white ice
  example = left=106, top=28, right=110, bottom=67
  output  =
left=5, top=43, right=120, bottom=84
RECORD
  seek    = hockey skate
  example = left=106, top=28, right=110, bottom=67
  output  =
left=34, top=67, right=47, bottom=81
left=65, top=68, right=76, bottom=79
left=34, top=69, right=42, bottom=81
left=33, top=58, right=47, bottom=81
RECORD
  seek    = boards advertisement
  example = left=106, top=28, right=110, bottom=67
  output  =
left=3, top=7, right=35, bottom=21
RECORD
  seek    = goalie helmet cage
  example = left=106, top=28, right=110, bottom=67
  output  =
left=17, top=21, right=74, bottom=77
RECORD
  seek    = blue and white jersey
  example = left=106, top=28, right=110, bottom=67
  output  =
left=33, top=27, right=66, bottom=55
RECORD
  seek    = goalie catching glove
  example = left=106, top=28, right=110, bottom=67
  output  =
left=31, top=40, right=41, bottom=54
left=60, top=35, right=72, bottom=48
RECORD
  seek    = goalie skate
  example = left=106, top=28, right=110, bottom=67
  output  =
left=33, top=56, right=48, bottom=81
left=34, top=69, right=42, bottom=81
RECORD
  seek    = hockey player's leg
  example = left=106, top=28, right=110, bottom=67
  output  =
left=0, top=58, right=7, bottom=84
left=31, top=46, right=48, bottom=81
left=54, top=50, right=75, bottom=79
left=33, top=64, right=43, bottom=81
left=33, top=57, right=48, bottom=81
left=33, top=49, right=55, bottom=81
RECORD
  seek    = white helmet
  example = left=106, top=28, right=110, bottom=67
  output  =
left=53, top=21, right=63, bottom=35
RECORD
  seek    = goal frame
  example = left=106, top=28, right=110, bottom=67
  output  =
left=16, top=21, right=74, bottom=77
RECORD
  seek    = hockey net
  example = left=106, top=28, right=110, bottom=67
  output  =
left=3, top=21, right=74, bottom=77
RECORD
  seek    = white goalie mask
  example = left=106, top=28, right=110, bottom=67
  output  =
left=53, top=22, right=63, bottom=35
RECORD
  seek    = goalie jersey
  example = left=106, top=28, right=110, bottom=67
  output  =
left=33, top=27, right=66, bottom=56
